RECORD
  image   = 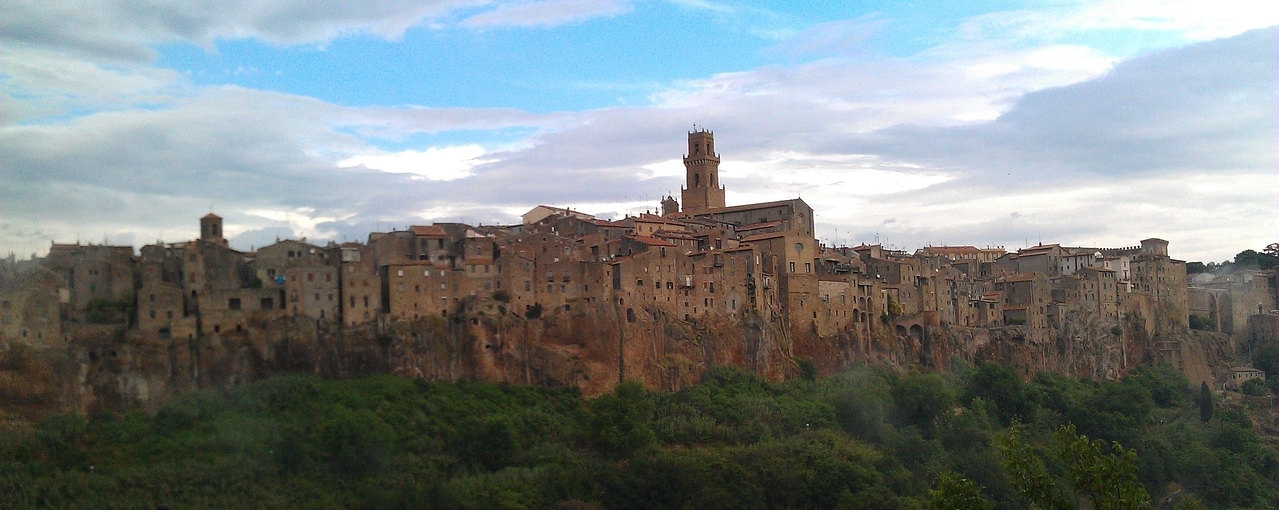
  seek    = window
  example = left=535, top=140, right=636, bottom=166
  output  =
left=228, top=298, right=241, bottom=310
left=789, top=262, right=796, bottom=273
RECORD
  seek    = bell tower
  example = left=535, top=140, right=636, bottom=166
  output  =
left=680, top=128, right=725, bottom=215
left=200, top=213, right=226, bottom=245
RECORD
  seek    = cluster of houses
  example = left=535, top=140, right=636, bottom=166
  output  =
left=2, top=131, right=1276, bottom=387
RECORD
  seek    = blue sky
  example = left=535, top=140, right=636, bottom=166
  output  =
left=1, top=0, right=1276, bottom=262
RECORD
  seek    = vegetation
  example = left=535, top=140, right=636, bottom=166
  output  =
left=84, top=296, right=132, bottom=324
left=2, top=364, right=1276, bottom=509
left=1186, top=244, right=1278, bottom=274
left=1188, top=315, right=1217, bottom=332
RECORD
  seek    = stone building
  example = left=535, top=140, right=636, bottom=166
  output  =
left=0, top=268, right=63, bottom=346
left=998, top=272, right=1050, bottom=328
left=42, top=242, right=135, bottom=319
left=339, top=242, right=382, bottom=326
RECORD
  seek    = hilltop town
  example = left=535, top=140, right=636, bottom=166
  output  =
left=2, top=130, right=1276, bottom=416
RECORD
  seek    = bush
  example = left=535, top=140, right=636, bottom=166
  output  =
left=1240, top=378, right=1267, bottom=396
left=1188, top=315, right=1216, bottom=331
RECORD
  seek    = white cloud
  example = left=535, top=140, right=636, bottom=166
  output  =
left=1059, top=0, right=1279, bottom=40
left=339, top=145, right=491, bottom=180
left=955, top=0, right=1279, bottom=47
left=0, top=0, right=486, bottom=61
left=461, top=0, right=632, bottom=29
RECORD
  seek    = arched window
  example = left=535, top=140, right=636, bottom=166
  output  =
left=694, top=173, right=700, bottom=187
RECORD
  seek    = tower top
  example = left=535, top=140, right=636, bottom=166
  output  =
left=681, top=129, right=725, bottom=214
left=200, top=213, right=226, bottom=245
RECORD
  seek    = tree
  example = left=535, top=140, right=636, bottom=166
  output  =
left=1252, top=344, right=1279, bottom=378
left=928, top=472, right=994, bottom=510
left=588, top=381, right=655, bottom=456
left=1188, top=315, right=1216, bottom=331
left=1051, top=424, right=1150, bottom=510
left=1232, top=249, right=1278, bottom=270
left=996, top=424, right=1151, bottom=510
left=994, top=425, right=1071, bottom=510
left=891, top=372, right=954, bottom=435
left=1196, top=382, right=1214, bottom=422
left=1240, top=378, right=1266, bottom=396
left=964, top=363, right=1037, bottom=426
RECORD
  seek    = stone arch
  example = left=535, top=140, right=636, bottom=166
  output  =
left=895, top=325, right=907, bottom=337
left=909, top=324, right=924, bottom=341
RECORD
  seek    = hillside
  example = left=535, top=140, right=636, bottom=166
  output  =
left=2, top=365, right=1276, bottom=510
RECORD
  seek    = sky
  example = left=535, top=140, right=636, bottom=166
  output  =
left=1, top=1, right=1276, bottom=264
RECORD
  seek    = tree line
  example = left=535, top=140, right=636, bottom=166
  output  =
left=1, top=362, right=1275, bottom=509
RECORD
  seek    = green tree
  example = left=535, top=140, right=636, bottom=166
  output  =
left=891, top=372, right=954, bottom=435
left=928, top=472, right=994, bottom=510
left=995, top=425, right=1072, bottom=510
left=1240, top=378, right=1266, bottom=396
left=1252, top=344, right=1279, bottom=378
left=964, top=363, right=1037, bottom=426
left=1196, top=382, right=1213, bottom=422
left=996, top=424, right=1151, bottom=510
left=1188, top=315, right=1216, bottom=331
left=1232, top=249, right=1278, bottom=270
left=588, top=381, right=655, bottom=456
left=1052, top=424, right=1150, bottom=510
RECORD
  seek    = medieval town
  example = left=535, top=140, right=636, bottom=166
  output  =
left=1, top=130, right=1275, bottom=414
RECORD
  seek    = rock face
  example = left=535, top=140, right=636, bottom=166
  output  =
left=0, top=296, right=1233, bottom=422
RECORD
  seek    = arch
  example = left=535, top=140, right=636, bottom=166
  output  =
left=895, top=325, right=907, bottom=337
left=694, top=173, right=701, bottom=187
left=909, top=324, right=924, bottom=341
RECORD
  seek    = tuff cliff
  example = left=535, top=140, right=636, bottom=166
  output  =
left=0, top=295, right=1235, bottom=423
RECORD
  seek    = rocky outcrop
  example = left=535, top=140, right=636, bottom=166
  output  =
left=0, top=297, right=1240, bottom=422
